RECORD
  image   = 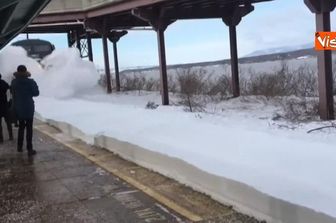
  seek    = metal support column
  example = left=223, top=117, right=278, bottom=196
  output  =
left=87, top=32, right=93, bottom=62
left=156, top=28, right=169, bottom=105
left=305, top=0, right=336, bottom=120
left=316, top=13, right=334, bottom=120
left=109, top=31, right=127, bottom=92
left=131, top=9, right=173, bottom=105
left=67, top=31, right=72, bottom=47
left=229, top=25, right=240, bottom=97
left=112, top=41, right=120, bottom=91
left=223, top=4, right=254, bottom=98
left=75, top=30, right=81, bottom=52
left=102, top=34, right=112, bottom=94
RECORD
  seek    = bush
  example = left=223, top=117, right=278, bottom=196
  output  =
left=144, top=78, right=160, bottom=91
left=168, top=75, right=178, bottom=93
left=118, top=72, right=160, bottom=92
left=98, top=74, right=108, bottom=88
left=292, top=65, right=317, bottom=97
left=146, top=101, right=159, bottom=110
left=207, top=74, right=232, bottom=100
left=244, top=62, right=294, bottom=98
left=243, top=62, right=318, bottom=99
left=98, top=73, right=115, bottom=90
left=280, top=97, right=319, bottom=122
left=121, top=75, right=144, bottom=92
left=176, top=68, right=207, bottom=112
left=103, top=62, right=327, bottom=122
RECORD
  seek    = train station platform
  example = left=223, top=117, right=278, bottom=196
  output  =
left=0, top=121, right=259, bottom=223
left=0, top=127, right=185, bottom=222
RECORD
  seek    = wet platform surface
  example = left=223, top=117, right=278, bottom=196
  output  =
left=0, top=130, right=185, bottom=223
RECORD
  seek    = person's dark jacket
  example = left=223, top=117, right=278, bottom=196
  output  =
left=0, top=79, right=10, bottom=116
left=11, top=72, right=39, bottom=120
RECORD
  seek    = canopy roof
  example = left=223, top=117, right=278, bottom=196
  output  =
left=34, top=0, right=272, bottom=29
left=0, top=0, right=51, bottom=49
left=42, top=0, right=127, bottom=14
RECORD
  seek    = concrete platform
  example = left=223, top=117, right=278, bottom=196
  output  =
left=0, top=130, right=185, bottom=223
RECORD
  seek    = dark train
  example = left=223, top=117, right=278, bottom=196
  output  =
left=11, top=39, right=55, bottom=61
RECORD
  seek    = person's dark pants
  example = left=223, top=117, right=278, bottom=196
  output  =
left=17, top=119, right=33, bottom=151
left=0, top=114, right=13, bottom=142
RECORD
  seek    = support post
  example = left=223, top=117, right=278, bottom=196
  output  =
left=75, top=30, right=81, bottom=53
left=109, top=31, right=127, bottom=92
left=305, top=0, right=336, bottom=120
left=67, top=31, right=72, bottom=47
left=112, top=41, right=120, bottom=91
left=222, top=4, right=254, bottom=98
left=316, top=13, right=334, bottom=120
left=156, top=27, right=169, bottom=105
left=102, top=34, right=112, bottom=94
left=86, top=32, right=93, bottom=62
left=131, top=8, right=174, bottom=105
left=228, top=25, right=240, bottom=97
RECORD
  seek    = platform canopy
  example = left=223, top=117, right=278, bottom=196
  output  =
left=34, top=0, right=272, bottom=26
left=0, top=0, right=51, bottom=49
left=42, top=0, right=129, bottom=14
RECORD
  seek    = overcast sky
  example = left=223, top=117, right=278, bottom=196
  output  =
left=11, top=0, right=336, bottom=69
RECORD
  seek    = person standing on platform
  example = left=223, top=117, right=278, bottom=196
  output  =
left=11, top=65, right=39, bottom=156
left=0, top=74, right=13, bottom=143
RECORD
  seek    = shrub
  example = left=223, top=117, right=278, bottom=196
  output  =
left=146, top=101, right=159, bottom=110
left=176, top=68, right=207, bottom=112
left=144, top=78, right=160, bottom=91
left=291, top=65, right=317, bottom=97
left=280, top=97, right=319, bottom=122
left=244, top=62, right=294, bottom=98
left=207, top=74, right=232, bottom=99
left=120, top=73, right=146, bottom=93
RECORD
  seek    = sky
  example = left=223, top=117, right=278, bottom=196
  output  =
left=9, top=0, right=336, bottom=70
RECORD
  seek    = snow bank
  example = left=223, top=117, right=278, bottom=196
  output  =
left=0, top=46, right=99, bottom=98
left=35, top=94, right=336, bottom=219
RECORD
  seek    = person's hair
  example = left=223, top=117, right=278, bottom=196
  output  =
left=0, top=74, right=2, bottom=79
left=17, top=65, right=27, bottom=73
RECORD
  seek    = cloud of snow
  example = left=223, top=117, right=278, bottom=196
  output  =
left=0, top=46, right=99, bottom=98
left=0, top=46, right=43, bottom=83
left=38, top=48, right=99, bottom=98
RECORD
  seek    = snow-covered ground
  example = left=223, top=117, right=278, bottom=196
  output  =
left=1, top=46, right=336, bottom=219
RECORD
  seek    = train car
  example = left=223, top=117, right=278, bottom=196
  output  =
left=11, top=39, right=55, bottom=61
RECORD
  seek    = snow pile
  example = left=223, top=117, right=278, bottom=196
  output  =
left=35, top=94, right=336, bottom=219
left=0, top=46, right=99, bottom=98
